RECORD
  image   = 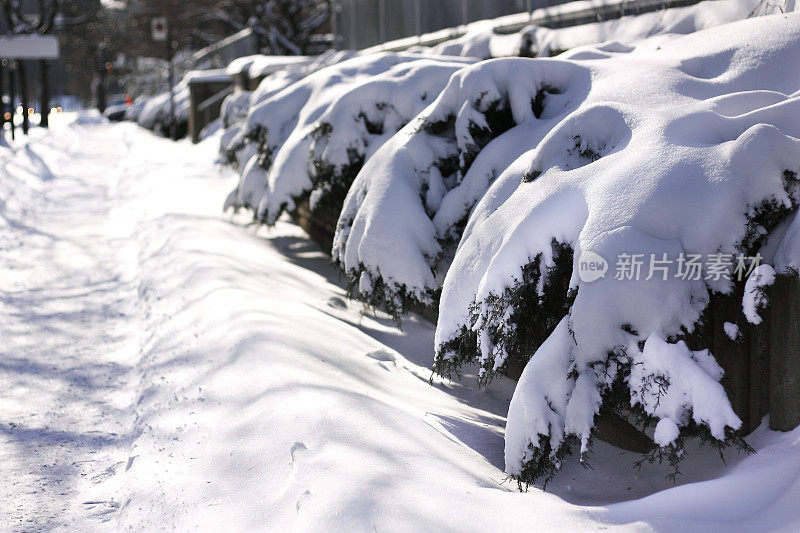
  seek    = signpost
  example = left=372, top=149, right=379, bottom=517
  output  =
left=0, top=59, right=9, bottom=141
left=152, top=16, right=176, bottom=139
left=0, top=35, right=60, bottom=136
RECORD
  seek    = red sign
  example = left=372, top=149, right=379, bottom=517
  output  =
left=151, top=17, right=168, bottom=42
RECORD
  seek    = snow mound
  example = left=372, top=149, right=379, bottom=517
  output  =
left=427, top=13, right=800, bottom=483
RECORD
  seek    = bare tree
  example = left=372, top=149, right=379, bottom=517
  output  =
left=189, top=0, right=330, bottom=55
left=252, top=0, right=329, bottom=55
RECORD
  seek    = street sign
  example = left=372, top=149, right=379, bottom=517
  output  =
left=0, top=35, right=59, bottom=59
left=151, top=17, right=168, bottom=42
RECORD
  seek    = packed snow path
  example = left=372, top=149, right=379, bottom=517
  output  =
left=2, top=115, right=800, bottom=532
left=0, top=119, right=145, bottom=528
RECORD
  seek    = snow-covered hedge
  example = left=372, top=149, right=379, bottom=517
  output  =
left=210, top=0, right=800, bottom=488
left=218, top=52, right=350, bottom=166
left=433, top=14, right=800, bottom=484
left=331, top=0, right=796, bottom=320
left=219, top=90, right=253, bottom=165
left=330, top=11, right=800, bottom=485
left=333, top=58, right=588, bottom=317
left=222, top=53, right=473, bottom=228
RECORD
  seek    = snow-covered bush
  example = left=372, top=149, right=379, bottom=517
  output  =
left=252, top=51, right=358, bottom=109
left=136, top=82, right=190, bottom=139
left=431, top=14, right=800, bottom=485
left=120, top=51, right=195, bottom=100
left=429, top=19, right=528, bottom=59
left=221, top=90, right=252, bottom=130
left=219, top=53, right=342, bottom=165
left=220, top=51, right=358, bottom=169
left=333, top=58, right=589, bottom=317
left=223, top=53, right=473, bottom=228
left=335, top=0, right=788, bottom=316
left=219, top=90, right=253, bottom=165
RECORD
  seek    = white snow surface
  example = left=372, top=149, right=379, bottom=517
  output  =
left=527, top=0, right=800, bottom=54
left=3, top=114, right=800, bottom=531
left=183, top=68, right=232, bottom=84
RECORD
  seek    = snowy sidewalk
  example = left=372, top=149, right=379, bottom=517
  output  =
left=0, top=118, right=145, bottom=528
left=0, top=116, right=241, bottom=528
left=2, top=115, right=800, bottom=532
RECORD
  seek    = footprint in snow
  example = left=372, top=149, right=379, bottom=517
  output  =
left=366, top=350, right=397, bottom=368
left=296, top=490, right=311, bottom=513
left=327, top=296, right=347, bottom=309
left=91, top=461, right=124, bottom=484
left=290, top=441, right=307, bottom=462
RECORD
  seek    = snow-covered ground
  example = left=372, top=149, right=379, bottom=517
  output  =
left=2, top=115, right=800, bottom=531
